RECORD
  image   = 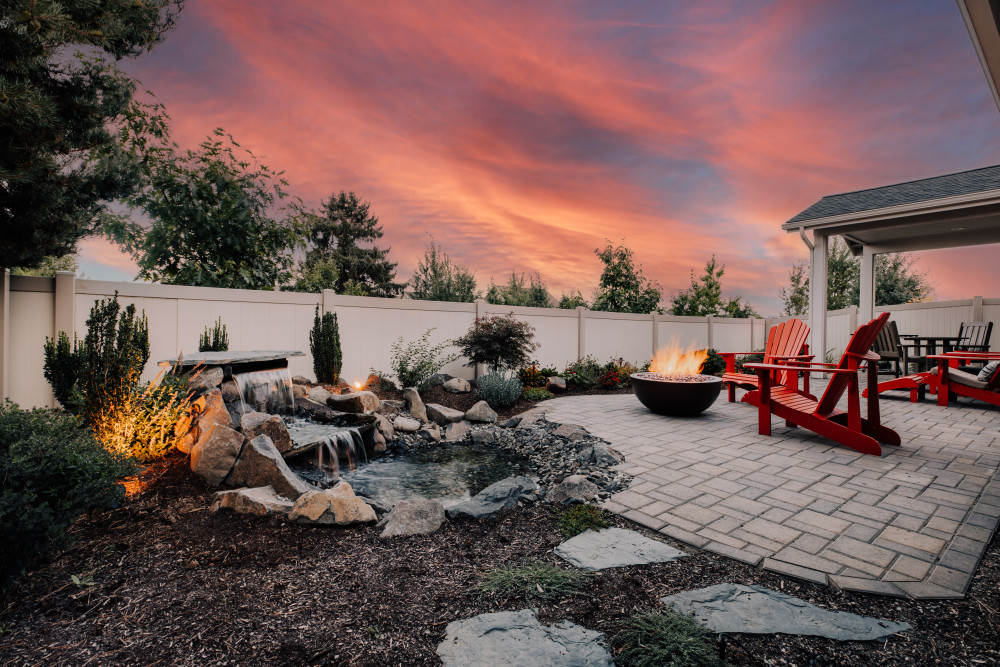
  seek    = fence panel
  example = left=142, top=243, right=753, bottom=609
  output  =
left=482, top=304, right=580, bottom=371
left=712, top=318, right=754, bottom=353
left=586, top=313, right=653, bottom=364
left=656, top=318, right=710, bottom=351
left=9, top=283, right=55, bottom=409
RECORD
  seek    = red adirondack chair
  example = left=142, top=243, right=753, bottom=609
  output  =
left=719, top=318, right=812, bottom=403
left=929, top=352, right=1000, bottom=408
left=743, top=312, right=900, bottom=456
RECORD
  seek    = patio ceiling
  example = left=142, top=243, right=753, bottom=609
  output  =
left=959, top=0, right=1000, bottom=114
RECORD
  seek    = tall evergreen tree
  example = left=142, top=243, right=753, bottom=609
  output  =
left=0, top=1, right=182, bottom=268
left=670, top=256, right=758, bottom=318
left=297, top=192, right=405, bottom=297
left=409, top=239, right=479, bottom=302
left=485, top=273, right=552, bottom=308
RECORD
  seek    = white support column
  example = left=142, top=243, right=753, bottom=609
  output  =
left=859, top=245, right=875, bottom=323
left=0, top=269, right=9, bottom=401
left=809, top=232, right=828, bottom=362
left=577, top=306, right=587, bottom=361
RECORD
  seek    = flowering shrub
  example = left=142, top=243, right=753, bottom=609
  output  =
left=563, top=355, right=603, bottom=390
left=518, top=365, right=558, bottom=388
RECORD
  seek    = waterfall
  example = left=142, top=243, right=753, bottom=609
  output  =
left=314, top=427, right=367, bottom=481
left=233, top=367, right=295, bottom=414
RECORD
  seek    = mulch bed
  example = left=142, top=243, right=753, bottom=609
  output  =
left=1, top=450, right=997, bottom=666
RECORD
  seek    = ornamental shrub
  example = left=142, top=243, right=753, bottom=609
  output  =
left=453, top=314, right=538, bottom=373
left=310, top=307, right=343, bottom=384
left=42, top=331, right=83, bottom=412
left=91, top=373, right=191, bottom=461
left=199, top=317, right=229, bottom=352
left=384, top=328, right=458, bottom=389
left=563, top=355, right=603, bottom=390
left=476, top=371, right=523, bottom=408
left=701, top=349, right=726, bottom=377
left=0, top=402, right=137, bottom=589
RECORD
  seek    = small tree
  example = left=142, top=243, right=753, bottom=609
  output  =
left=591, top=241, right=663, bottom=314
left=199, top=318, right=229, bottom=352
left=558, top=291, right=588, bottom=309
left=780, top=262, right=810, bottom=316
left=409, top=238, right=479, bottom=302
left=453, top=314, right=538, bottom=373
left=485, top=273, right=552, bottom=308
left=310, top=307, right=343, bottom=384
left=670, top=256, right=759, bottom=318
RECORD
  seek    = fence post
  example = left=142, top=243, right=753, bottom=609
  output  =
left=849, top=305, right=858, bottom=333
left=706, top=315, right=714, bottom=349
left=651, top=312, right=659, bottom=358
left=973, top=296, right=984, bottom=321
left=0, top=269, right=9, bottom=401
left=475, top=300, right=486, bottom=378
left=321, top=289, right=335, bottom=315
left=577, top=306, right=587, bottom=361
left=54, top=271, right=76, bottom=340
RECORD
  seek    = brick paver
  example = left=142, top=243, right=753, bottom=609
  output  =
left=536, top=385, right=1000, bottom=599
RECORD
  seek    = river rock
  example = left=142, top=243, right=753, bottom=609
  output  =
left=661, top=583, right=911, bottom=640
left=176, top=388, right=232, bottom=454
left=556, top=527, right=687, bottom=570
left=377, top=400, right=403, bottom=416
left=446, top=476, right=539, bottom=519
left=326, top=390, right=379, bottom=413
left=292, top=375, right=311, bottom=385
left=426, top=403, right=464, bottom=425
left=373, top=429, right=387, bottom=453
left=226, top=435, right=312, bottom=500
left=220, top=379, right=241, bottom=403
left=437, top=609, right=613, bottom=666
left=292, top=384, right=307, bottom=399
left=444, top=420, right=471, bottom=442
left=190, top=423, right=245, bottom=487
left=442, top=377, right=471, bottom=393
left=379, top=498, right=446, bottom=538
left=240, top=411, right=293, bottom=453
left=308, top=386, right=334, bottom=404
left=375, top=413, right=395, bottom=439
left=464, top=400, right=497, bottom=423
left=287, top=487, right=377, bottom=526
left=545, top=376, right=567, bottom=393
left=547, top=474, right=599, bottom=505
left=393, top=415, right=421, bottom=433
left=418, top=423, right=442, bottom=442
left=188, top=366, right=225, bottom=393
left=553, top=423, right=588, bottom=440
left=404, top=387, right=427, bottom=421
left=210, top=486, right=293, bottom=516
left=471, top=429, right=495, bottom=444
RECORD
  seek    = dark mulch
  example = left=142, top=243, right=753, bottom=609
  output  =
left=373, top=382, right=633, bottom=420
left=1, top=452, right=997, bottom=666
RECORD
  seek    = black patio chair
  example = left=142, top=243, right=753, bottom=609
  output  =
left=872, top=320, right=924, bottom=377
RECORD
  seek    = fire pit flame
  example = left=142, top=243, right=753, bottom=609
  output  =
left=632, top=341, right=721, bottom=416
left=650, top=341, right=709, bottom=376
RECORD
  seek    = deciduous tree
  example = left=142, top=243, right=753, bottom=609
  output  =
left=591, top=241, right=662, bottom=314
left=485, top=273, right=552, bottom=308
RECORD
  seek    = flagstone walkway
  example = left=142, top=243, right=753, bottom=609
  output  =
left=534, top=388, right=1000, bottom=599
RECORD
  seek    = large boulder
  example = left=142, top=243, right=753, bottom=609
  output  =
left=220, top=379, right=241, bottom=403
left=545, top=376, right=567, bottom=393
left=418, top=424, right=442, bottom=442
left=446, top=476, right=540, bottom=519
left=327, top=390, right=380, bottom=413
left=288, top=483, right=377, bottom=526
left=176, top=388, right=232, bottom=454
left=426, top=403, right=465, bottom=425
left=375, top=413, right=395, bottom=440
left=188, top=366, right=224, bottom=393
left=210, top=486, right=294, bottom=516
left=240, top=411, right=293, bottom=454
left=547, top=475, right=600, bottom=505
left=380, top=498, right=446, bottom=538
left=553, top=423, right=588, bottom=440
left=442, top=377, right=471, bottom=394
left=226, top=435, right=312, bottom=500
left=404, top=387, right=427, bottom=421
left=377, top=400, right=404, bottom=416
left=464, top=400, right=497, bottom=423
left=190, top=423, right=244, bottom=487
left=393, top=415, right=422, bottom=433
left=444, top=420, right=471, bottom=442
left=471, top=430, right=495, bottom=445
left=308, top=386, right=334, bottom=404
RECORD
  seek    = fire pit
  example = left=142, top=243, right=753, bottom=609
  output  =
left=631, top=372, right=722, bottom=416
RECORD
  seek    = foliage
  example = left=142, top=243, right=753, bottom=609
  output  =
left=0, top=1, right=181, bottom=268
left=108, top=120, right=302, bottom=290
left=291, top=191, right=405, bottom=297
left=43, top=332, right=84, bottom=412
left=518, top=365, right=557, bottom=388
left=485, top=273, right=552, bottom=308
left=310, top=307, right=343, bottom=384
left=783, top=238, right=935, bottom=312
left=522, top=387, right=555, bottom=402
left=734, top=351, right=765, bottom=373
left=558, top=291, right=589, bottom=309
left=11, top=255, right=79, bottom=277
left=409, top=238, right=479, bottom=302
left=383, top=329, right=457, bottom=390
left=476, top=371, right=523, bottom=408
left=557, top=504, right=612, bottom=538
left=671, top=256, right=759, bottom=318
left=701, top=350, right=726, bottom=377
left=90, top=373, right=190, bottom=461
left=0, top=402, right=137, bottom=589
left=610, top=610, right=726, bottom=667
left=591, top=241, right=663, bottom=314
left=454, top=314, right=538, bottom=373
left=199, top=317, right=229, bottom=352
left=475, top=561, right=589, bottom=601
left=563, top=356, right=604, bottom=390
left=600, top=360, right=639, bottom=389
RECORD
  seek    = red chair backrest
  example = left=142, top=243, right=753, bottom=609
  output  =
left=816, top=312, right=890, bottom=418
left=764, top=318, right=810, bottom=386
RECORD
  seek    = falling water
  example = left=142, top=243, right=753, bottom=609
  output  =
left=233, top=367, right=295, bottom=414
left=284, top=418, right=367, bottom=482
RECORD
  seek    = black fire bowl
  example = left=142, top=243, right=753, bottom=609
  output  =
left=630, top=373, right=723, bottom=417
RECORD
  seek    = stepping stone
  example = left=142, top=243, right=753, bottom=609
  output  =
left=555, top=527, right=687, bottom=570
left=436, top=609, right=613, bottom=666
left=661, top=583, right=911, bottom=641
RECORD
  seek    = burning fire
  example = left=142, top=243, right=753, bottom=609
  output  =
left=649, top=341, right=710, bottom=376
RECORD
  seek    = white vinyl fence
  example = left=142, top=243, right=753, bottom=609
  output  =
left=0, top=269, right=994, bottom=408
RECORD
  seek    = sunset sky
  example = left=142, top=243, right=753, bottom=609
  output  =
left=82, top=0, right=1000, bottom=314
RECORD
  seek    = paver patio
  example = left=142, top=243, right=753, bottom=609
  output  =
left=534, top=386, right=1000, bottom=599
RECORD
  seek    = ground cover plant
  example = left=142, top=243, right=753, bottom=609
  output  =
left=610, top=610, right=728, bottom=667
left=557, top=504, right=612, bottom=538
left=474, top=561, right=589, bottom=602
left=521, top=386, right=554, bottom=402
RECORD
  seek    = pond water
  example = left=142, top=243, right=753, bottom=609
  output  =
left=336, top=443, right=535, bottom=508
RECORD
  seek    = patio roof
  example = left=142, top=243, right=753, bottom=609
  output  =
left=959, top=0, right=1000, bottom=114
